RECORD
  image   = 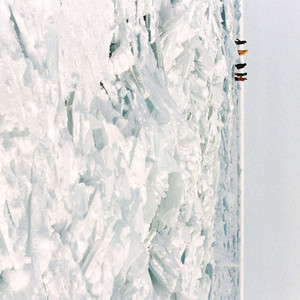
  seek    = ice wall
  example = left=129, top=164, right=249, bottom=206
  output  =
left=0, top=0, right=242, bottom=299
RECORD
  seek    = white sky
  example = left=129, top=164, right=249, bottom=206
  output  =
left=244, top=0, right=300, bottom=299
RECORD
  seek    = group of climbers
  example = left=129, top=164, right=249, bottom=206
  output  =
left=234, top=39, right=248, bottom=82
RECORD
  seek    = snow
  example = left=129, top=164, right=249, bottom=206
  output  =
left=0, top=0, right=243, bottom=299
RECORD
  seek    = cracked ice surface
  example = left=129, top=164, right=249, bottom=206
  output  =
left=0, top=0, right=242, bottom=299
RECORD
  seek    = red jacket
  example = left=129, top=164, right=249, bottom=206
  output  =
left=235, top=77, right=247, bottom=82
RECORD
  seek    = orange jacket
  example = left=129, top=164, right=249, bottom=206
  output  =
left=238, top=50, right=248, bottom=56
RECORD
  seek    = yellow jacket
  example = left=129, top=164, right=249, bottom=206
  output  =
left=238, top=50, right=248, bottom=56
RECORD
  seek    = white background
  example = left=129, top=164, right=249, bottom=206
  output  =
left=244, top=0, right=300, bottom=299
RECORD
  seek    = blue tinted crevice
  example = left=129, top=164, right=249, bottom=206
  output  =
left=9, top=6, right=28, bottom=59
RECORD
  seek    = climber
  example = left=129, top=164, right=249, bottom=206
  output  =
left=235, top=63, right=247, bottom=69
left=238, top=50, right=248, bottom=56
left=235, top=39, right=247, bottom=45
left=235, top=72, right=247, bottom=76
left=235, top=77, right=247, bottom=82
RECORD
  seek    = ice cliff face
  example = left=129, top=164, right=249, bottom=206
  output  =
left=0, top=0, right=242, bottom=299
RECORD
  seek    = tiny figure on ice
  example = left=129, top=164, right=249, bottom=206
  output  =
left=235, top=72, right=247, bottom=76
left=238, top=50, right=248, bottom=56
left=235, top=77, right=247, bottom=82
left=235, top=63, right=247, bottom=69
left=235, top=39, right=247, bottom=45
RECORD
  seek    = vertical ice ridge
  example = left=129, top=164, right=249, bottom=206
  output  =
left=26, top=192, right=32, bottom=259
left=65, top=91, right=75, bottom=138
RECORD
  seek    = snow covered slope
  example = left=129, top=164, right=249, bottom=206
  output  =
left=0, top=0, right=243, bottom=299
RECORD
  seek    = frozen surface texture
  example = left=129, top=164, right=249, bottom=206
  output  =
left=0, top=0, right=242, bottom=299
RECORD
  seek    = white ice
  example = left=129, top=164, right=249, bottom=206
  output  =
left=0, top=0, right=243, bottom=299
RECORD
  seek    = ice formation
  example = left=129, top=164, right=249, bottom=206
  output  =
left=0, top=0, right=243, bottom=299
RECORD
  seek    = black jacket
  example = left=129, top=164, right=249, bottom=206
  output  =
left=235, top=39, right=247, bottom=45
left=235, top=63, right=247, bottom=69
